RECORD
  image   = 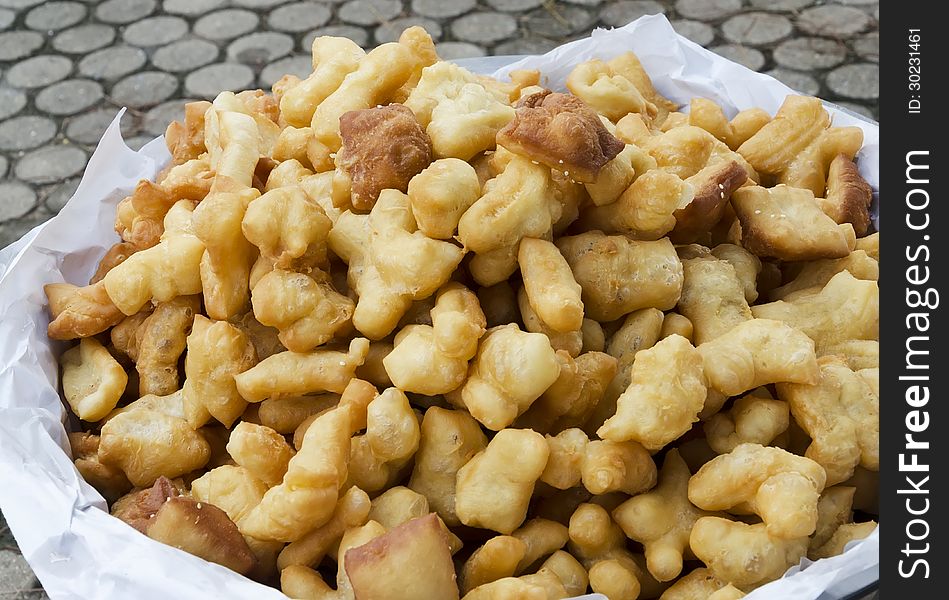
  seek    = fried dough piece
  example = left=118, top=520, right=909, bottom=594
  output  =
left=164, top=100, right=211, bottom=164
left=557, top=231, right=683, bottom=322
left=111, top=476, right=180, bottom=533
left=345, top=514, right=460, bottom=600
left=404, top=61, right=516, bottom=161
left=689, top=444, right=827, bottom=539
left=612, top=450, right=717, bottom=582
left=817, top=154, right=874, bottom=237
left=279, top=36, right=365, bottom=128
left=90, top=242, right=137, bottom=284
left=669, top=160, right=749, bottom=244
left=242, top=185, right=333, bottom=272
left=192, top=187, right=259, bottom=320
left=333, top=104, right=433, bottom=212
left=61, top=337, right=128, bottom=422
left=182, top=315, right=257, bottom=427
left=45, top=281, right=124, bottom=340
left=497, top=90, right=625, bottom=183
left=147, top=496, right=257, bottom=576
left=690, top=517, right=807, bottom=589
left=752, top=271, right=878, bottom=351
left=566, top=59, right=656, bottom=123
left=732, top=185, right=856, bottom=261
left=136, top=295, right=200, bottom=397
left=104, top=200, right=206, bottom=315
left=777, top=357, right=879, bottom=485
left=69, top=432, right=132, bottom=503
left=252, top=269, right=354, bottom=353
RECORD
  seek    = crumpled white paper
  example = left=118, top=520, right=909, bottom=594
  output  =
left=0, top=14, right=878, bottom=600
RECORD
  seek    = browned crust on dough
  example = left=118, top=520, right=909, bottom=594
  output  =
left=671, top=160, right=749, bottom=244
left=496, top=90, right=624, bottom=183
left=111, top=476, right=180, bottom=534
left=90, top=242, right=137, bottom=285
left=45, top=281, right=125, bottom=340
left=823, top=154, right=873, bottom=236
left=337, top=104, right=433, bottom=212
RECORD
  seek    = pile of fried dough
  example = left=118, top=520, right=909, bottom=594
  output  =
left=46, top=26, right=879, bottom=600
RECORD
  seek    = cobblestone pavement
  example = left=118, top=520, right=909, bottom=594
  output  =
left=1, top=0, right=878, bottom=596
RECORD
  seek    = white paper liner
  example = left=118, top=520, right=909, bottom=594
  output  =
left=0, top=14, right=879, bottom=600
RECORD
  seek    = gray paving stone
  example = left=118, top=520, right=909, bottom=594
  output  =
left=111, top=71, right=179, bottom=108
left=142, top=98, right=192, bottom=135
left=0, top=155, right=7, bottom=178
left=53, top=24, right=118, bottom=54
left=485, top=0, right=542, bottom=11
left=15, top=144, right=88, bottom=184
left=0, top=31, right=44, bottom=61
left=796, top=5, right=871, bottom=37
left=852, top=33, right=879, bottom=63
left=43, top=177, right=81, bottom=213
left=65, top=108, right=139, bottom=145
left=228, top=32, right=294, bottom=67
left=163, top=0, right=226, bottom=15
left=835, top=101, right=874, bottom=120
left=122, top=15, right=189, bottom=47
left=78, top=46, right=147, bottom=80
left=0, top=8, right=13, bottom=30
left=774, top=37, right=847, bottom=71
left=124, top=135, right=154, bottom=150
left=826, top=63, right=878, bottom=100
left=0, top=116, right=57, bottom=151
left=749, top=0, right=814, bottom=10
left=721, top=12, right=792, bottom=46
left=269, top=2, right=332, bottom=33
left=6, top=55, right=74, bottom=89
left=833, top=0, right=877, bottom=5
left=0, top=550, right=37, bottom=591
left=303, top=25, right=369, bottom=51
left=152, top=39, right=219, bottom=72
left=711, top=44, right=765, bottom=71
left=0, top=205, right=53, bottom=248
left=435, top=41, right=486, bottom=60
left=375, top=17, right=442, bottom=44
left=411, top=0, right=474, bottom=20
left=600, top=0, right=665, bottom=27
left=525, top=4, right=596, bottom=37
left=194, top=9, right=259, bottom=41
left=671, top=19, right=714, bottom=47
left=564, top=0, right=605, bottom=5
left=95, top=0, right=157, bottom=25
left=0, top=87, right=26, bottom=121
left=184, top=62, right=254, bottom=98
left=260, top=54, right=312, bottom=88
left=493, top=37, right=558, bottom=56
left=675, top=0, right=741, bottom=21
left=233, top=0, right=290, bottom=7
left=338, top=0, right=402, bottom=26
left=765, top=68, right=820, bottom=96
left=452, top=12, right=518, bottom=44
left=35, top=79, right=105, bottom=116
left=0, top=0, right=43, bottom=7
left=25, top=1, right=87, bottom=31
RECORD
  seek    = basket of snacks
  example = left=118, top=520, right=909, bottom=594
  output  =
left=0, top=14, right=878, bottom=600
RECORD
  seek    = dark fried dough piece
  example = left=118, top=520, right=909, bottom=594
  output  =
left=89, top=242, right=137, bottom=284
left=111, top=476, right=180, bottom=534
left=147, top=496, right=257, bottom=576
left=336, top=104, right=433, bottom=212
left=818, top=154, right=873, bottom=236
left=497, top=91, right=625, bottom=183
left=670, top=160, right=749, bottom=244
